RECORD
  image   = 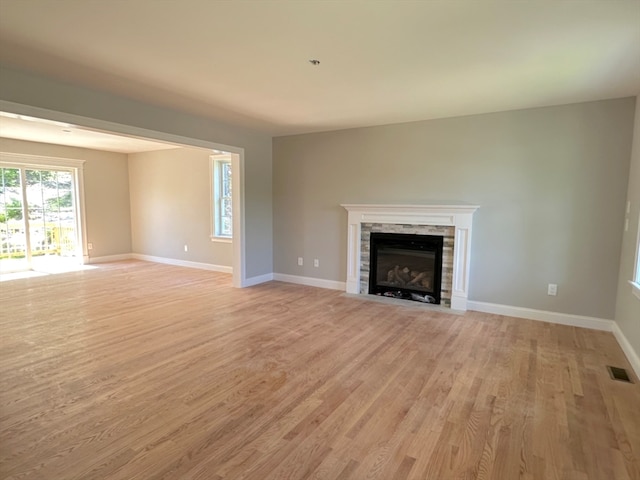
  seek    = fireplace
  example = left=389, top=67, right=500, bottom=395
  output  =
left=369, top=232, right=443, bottom=304
left=341, top=204, right=479, bottom=311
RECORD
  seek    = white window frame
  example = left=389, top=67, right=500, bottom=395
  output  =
left=210, top=154, right=232, bottom=242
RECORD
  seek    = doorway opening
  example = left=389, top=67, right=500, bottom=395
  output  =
left=0, top=103, right=246, bottom=286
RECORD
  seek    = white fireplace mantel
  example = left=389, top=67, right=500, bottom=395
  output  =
left=341, top=204, right=479, bottom=311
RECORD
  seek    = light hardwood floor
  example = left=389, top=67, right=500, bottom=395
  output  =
left=1, top=260, right=639, bottom=480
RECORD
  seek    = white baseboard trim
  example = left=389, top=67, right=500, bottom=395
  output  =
left=243, top=273, right=274, bottom=287
left=612, top=323, right=640, bottom=380
left=88, top=253, right=133, bottom=264
left=273, top=273, right=346, bottom=291
left=131, top=253, right=232, bottom=274
left=467, top=301, right=614, bottom=331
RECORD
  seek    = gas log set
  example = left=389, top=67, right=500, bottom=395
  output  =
left=382, top=265, right=433, bottom=291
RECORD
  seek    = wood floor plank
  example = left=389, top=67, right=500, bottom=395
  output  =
left=1, top=260, right=639, bottom=479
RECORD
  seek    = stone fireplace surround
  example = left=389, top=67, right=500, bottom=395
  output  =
left=361, top=223, right=454, bottom=307
left=342, top=204, right=479, bottom=311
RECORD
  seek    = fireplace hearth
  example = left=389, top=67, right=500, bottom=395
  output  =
left=369, top=232, right=443, bottom=304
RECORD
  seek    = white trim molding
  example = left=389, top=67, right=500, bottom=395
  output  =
left=211, top=236, right=233, bottom=244
left=341, top=204, right=479, bottom=311
left=273, top=273, right=346, bottom=291
left=0, top=151, right=86, bottom=170
left=88, top=254, right=133, bottom=264
left=467, top=301, right=614, bottom=331
left=612, top=323, right=640, bottom=380
left=244, top=273, right=274, bottom=287
left=131, top=253, right=232, bottom=274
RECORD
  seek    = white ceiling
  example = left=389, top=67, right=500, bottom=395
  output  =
left=0, top=114, right=177, bottom=153
left=0, top=0, right=639, bottom=142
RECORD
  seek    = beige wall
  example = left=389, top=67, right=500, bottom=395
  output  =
left=0, top=137, right=132, bottom=258
left=615, top=96, right=640, bottom=357
left=128, top=147, right=232, bottom=266
left=0, top=65, right=273, bottom=279
left=273, top=98, right=636, bottom=319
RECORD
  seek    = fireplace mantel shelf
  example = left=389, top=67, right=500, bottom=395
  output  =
left=341, top=204, right=480, bottom=213
left=342, top=203, right=479, bottom=311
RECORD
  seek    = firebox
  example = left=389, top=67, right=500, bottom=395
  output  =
left=368, top=232, right=443, bottom=304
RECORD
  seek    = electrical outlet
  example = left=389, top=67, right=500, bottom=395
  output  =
left=87, top=243, right=93, bottom=250
left=313, top=259, right=319, bottom=267
left=184, top=244, right=188, bottom=252
left=547, top=283, right=557, bottom=296
left=297, top=257, right=303, bottom=266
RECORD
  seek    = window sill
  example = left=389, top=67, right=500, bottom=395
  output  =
left=210, top=236, right=232, bottom=244
left=630, top=280, right=640, bottom=301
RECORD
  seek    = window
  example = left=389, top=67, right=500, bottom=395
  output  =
left=211, top=154, right=232, bottom=239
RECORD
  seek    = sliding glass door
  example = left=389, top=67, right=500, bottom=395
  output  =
left=0, top=165, right=82, bottom=274
left=0, top=167, right=28, bottom=272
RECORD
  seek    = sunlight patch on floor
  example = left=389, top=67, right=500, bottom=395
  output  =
left=0, top=262, right=97, bottom=282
